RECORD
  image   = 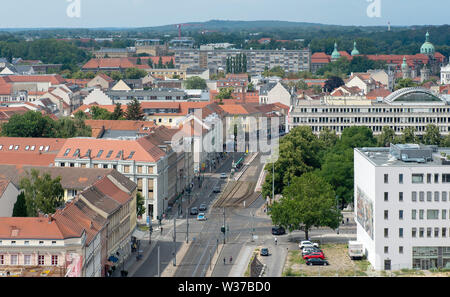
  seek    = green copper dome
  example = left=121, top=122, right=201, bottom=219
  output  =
left=351, top=41, right=360, bottom=56
left=331, top=42, right=341, bottom=59
left=420, top=31, right=435, bottom=55
left=401, top=56, right=408, bottom=70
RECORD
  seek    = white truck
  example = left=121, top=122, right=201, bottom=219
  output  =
left=348, top=241, right=364, bottom=260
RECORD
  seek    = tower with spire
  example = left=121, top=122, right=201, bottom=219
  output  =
left=351, top=41, right=360, bottom=56
left=331, top=42, right=341, bottom=62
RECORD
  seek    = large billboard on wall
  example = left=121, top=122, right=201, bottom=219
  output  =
left=356, top=187, right=374, bottom=240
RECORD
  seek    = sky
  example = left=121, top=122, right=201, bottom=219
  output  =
left=0, top=0, right=448, bottom=28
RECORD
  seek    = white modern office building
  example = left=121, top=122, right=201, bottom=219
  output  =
left=288, top=87, right=450, bottom=135
left=354, top=143, right=450, bottom=270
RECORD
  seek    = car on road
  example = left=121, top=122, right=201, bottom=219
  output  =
left=197, top=213, right=206, bottom=221
left=306, top=258, right=329, bottom=266
left=299, top=240, right=319, bottom=250
left=213, top=186, right=221, bottom=193
left=260, top=248, right=269, bottom=256
left=190, top=207, right=199, bottom=215
left=199, top=204, right=207, bottom=211
left=271, top=226, right=286, bottom=235
left=220, top=173, right=227, bottom=179
left=303, top=252, right=325, bottom=260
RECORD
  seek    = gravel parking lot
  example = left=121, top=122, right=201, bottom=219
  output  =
left=282, top=243, right=450, bottom=277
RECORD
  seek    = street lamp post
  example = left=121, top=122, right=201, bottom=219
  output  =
left=173, top=214, right=176, bottom=266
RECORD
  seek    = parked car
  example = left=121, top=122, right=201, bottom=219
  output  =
left=299, top=240, right=319, bottom=249
left=190, top=207, right=199, bottom=215
left=306, top=258, right=329, bottom=266
left=199, top=204, right=207, bottom=211
left=220, top=173, right=227, bottom=179
left=260, top=248, right=269, bottom=256
left=303, top=252, right=325, bottom=260
left=302, top=246, right=322, bottom=256
left=271, top=226, right=286, bottom=235
left=197, top=213, right=206, bottom=221
left=213, top=186, right=221, bottom=193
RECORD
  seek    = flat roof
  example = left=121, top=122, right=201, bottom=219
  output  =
left=356, top=146, right=450, bottom=167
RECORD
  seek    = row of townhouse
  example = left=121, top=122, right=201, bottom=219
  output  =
left=0, top=167, right=137, bottom=277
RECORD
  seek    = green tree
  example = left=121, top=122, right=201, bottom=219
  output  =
left=324, top=76, right=345, bottom=93
left=19, top=169, right=64, bottom=217
left=1, top=111, right=56, bottom=138
left=185, top=76, right=207, bottom=89
left=110, top=71, right=123, bottom=81
left=270, top=172, right=341, bottom=240
left=125, top=68, right=147, bottom=79
left=12, top=192, right=28, bottom=217
left=166, top=58, right=175, bottom=69
left=423, top=124, right=441, bottom=145
left=90, top=106, right=113, bottom=120
left=395, top=78, right=417, bottom=90
left=215, top=87, right=234, bottom=100
left=157, top=57, right=163, bottom=68
left=54, top=117, right=91, bottom=138
left=377, top=126, right=396, bottom=147
left=400, top=127, right=418, bottom=143
left=147, top=58, right=154, bottom=68
left=319, top=148, right=354, bottom=208
left=318, top=127, right=338, bottom=148
left=261, top=126, right=326, bottom=199
left=338, top=126, right=377, bottom=150
left=136, top=192, right=146, bottom=217
left=125, top=98, right=145, bottom=121
left=111, top=103, right=125, bottom=120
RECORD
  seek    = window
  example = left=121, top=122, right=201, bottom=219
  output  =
left=419, top=191, right=425, bottom=202
left=427, top=228, right=432, bottom=238
left=384, top=174, right=389, bottom=184
left=412, top=209, right=417, bottom=220
left=10, top=254, right=18, bottom=265
left=427, top=173, right=432, bottom=183
left=0, top=254, right=4, bottom=265
left=51, top=255, right=58, bottom=266
left=442, top=192, right=447, bottom=202
left=434, top=228, right=439, bottom=238
left=419, top=228, right=424, bottom=238
left=412, top=228, right=417, bottom=238
left=384, top=192, right=389, bottom=202
left=127, top=151, right=135, bottom=159
left=51, top=241, right=56, bottom=245
left=63, top=148, right=71, bottom=156
left=412, top=191, right=417, bottom=202
left=399, top=246, right=404, bottom=254
left=384, top=210, right=389, bottom=220
left=24, top=240, right=29, bottom=245
left=106, top=150, right=113, bottom=158
left=419, top=209, right=424, bottom=220
left=434, top=174, right=439, bottom=183
left=103, top=164, right=108, bottom=169
left=38, top=255, right=45, bottom=265
left=412, top=174, right=424, bottom=184
left=11, top=240, right=16, bottom=245
left=39, top=241, right=44, bottom=245
left=442, top=209, right=447, bottom=220
left=427, top=191, right=432, bottom=202
left=442, top=174, right=450, bottom=183
left=384, top=228, right=389, bottom=238
left=399, top=174, right=403, bottom=184
left=399, top=192, right=403, bottom=202
left=384, top=246, right=389, bottom=253
left=72, top=149, right=80, bottom=157
left=443, top=228, right=447, bottom=238
left=24, top=255, right=31, bottom=265
left=96, top=150, right=104, bottom=158
left=399, top=210, right=403, bottom=220
left=115, top=151, right=122, bottom=159
left=434, top=191, right=439, bottom=202
left=399, top=228, right=404, bottom=238
left=427, top=209, right=439, bottom=220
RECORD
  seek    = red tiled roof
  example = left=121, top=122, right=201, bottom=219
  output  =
left=0, top=217, right=68, bottom=240
left=366, top=88, right=392, bottom=100
left=82, top=58, right=137, bottom=70
left=3, top=75, right=66, bottom=85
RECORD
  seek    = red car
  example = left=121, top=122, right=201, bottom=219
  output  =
left=303, top=252, right=325, bottom=260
